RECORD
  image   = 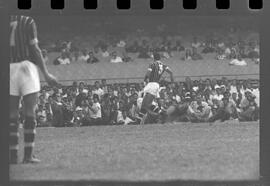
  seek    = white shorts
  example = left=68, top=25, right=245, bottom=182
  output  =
left=10, top=60, right=40, bottom=97
left=143, top=82, right=160, bottom=98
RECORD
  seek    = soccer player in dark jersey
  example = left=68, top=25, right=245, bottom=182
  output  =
left=9, top=15, right=58, bottom=164
left=140, top=53, right=174, bottom=124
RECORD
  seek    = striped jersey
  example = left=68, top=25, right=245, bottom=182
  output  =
left=10, top=15, right=38, bottom=63
left=147, top=60, right=170, bottom=82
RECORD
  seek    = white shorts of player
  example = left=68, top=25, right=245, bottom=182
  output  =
left=10, top=60, right=40, bottom=96
left=143, top=82, right=160, bottom=98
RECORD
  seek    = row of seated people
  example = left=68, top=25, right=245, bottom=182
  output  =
left=19, top=77, right=260, bottom=127
left=41, top=34, right=259, bottom=66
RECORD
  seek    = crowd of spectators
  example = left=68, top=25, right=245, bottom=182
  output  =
left=29, top=77, right=259, bottom=127
left=41, top=27, right=260, bottom=66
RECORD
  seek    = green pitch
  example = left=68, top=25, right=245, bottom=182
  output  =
left=10, top=121, right=259, bottom=181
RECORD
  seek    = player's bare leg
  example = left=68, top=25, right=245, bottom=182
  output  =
left=140, top=93, right=158, bottom=125
left=22, top=92, right=41, bottom=163
left=9, top=95, right=21, bottom=164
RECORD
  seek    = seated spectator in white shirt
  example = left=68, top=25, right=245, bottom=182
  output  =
left=92, top=81, right=104, bottom=99
left=212, top=85, right=224, bottom=101
left=251, top=86, right=260, bottom=107
left=229, top=55, right=247, bottom=66
left=229, top=79, right=238, bottom=95
left=53, top=52, right=70, bottom=65
left=117, top=110, right=135, bottom=125
left=110, top=51, right=123, bottom=63
left=89, top=94, right=102, bottom=125
left=79, top=49, right=90, bottom=62
left=101, top=46, right=110, bottom=58
left=87, top=51, right=99, bottom=64
left=224, top=47, right=232, bottom=58
left=191, top=36, right=201, bottom=49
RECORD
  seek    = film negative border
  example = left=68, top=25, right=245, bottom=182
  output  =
left=7, top=0, right=263, bottom=15
left=1, top=0, right=269, bottom=186
left=15, top=0, right=264, bottom=10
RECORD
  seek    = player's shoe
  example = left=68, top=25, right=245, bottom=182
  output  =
left=22, top=155, right=41, bottom=164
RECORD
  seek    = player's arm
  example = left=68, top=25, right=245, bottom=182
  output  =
left=164, top=66, right=174, bottom=83
left=27, top=18, right=58, bottom=87
left=144, top=65, right=152, bottom=85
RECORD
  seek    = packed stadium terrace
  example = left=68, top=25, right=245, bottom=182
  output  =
left=32, top=77, right=259, bottom=127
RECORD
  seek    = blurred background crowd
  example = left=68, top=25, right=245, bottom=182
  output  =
left=38, top=16, right=259, bottom=66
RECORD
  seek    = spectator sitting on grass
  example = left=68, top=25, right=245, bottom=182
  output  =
left=248, top=42, right=260, bottom=64
left=53, top=52, right=71, bottom=65
left=41, top=49, right=49, bottom=64
left=122, top=52, right=133, bottom=62
left=209, top=96, right=238, bottom=122
left=238, top=91, right=259, bottom=121
left=128, top=93, right=141, bottom=124
left=216, top=40, right=227, bottom=60
left=101, top=45, right=110, bottom=58
left=117, top=109, right=135, bottom=125
left=183, top=48, right=192, bottom=61
left=110, top=51, right=123, bottom=63
left=80, top=100, right=92, bottom=126
left=138, top=40, right=151, bottom=59
left=45, top=102, right=53, bottom=124
left=229, top=54, right=247, bottom=66
left=87, top=51, right=99, bottom=64
left=174, top=40, right=185, bottom=52
left=231, top=92, right=242, bottom=109
left=126, top=41, right=139, bottom=53
left=51, top=93, right=64, bottom=127
left=36, top=104, right=47, bottom=126
left=191, top=36, right=201, bottom=50
left=89, top=94, right=102, bottom=125
left=92, top=81, right=104, bottom=99
left=187, top=94, right=212, bottom=123
left=75, top=88, right=87, bottom=107
left=117, top=40, right=126, bottom=48
left=79, top=49, right=89, bottom=62
left=191, top=47, right=203, bottom=60
left=201, top=39, right=215, bottom=54
left=101, top=79, right=108, bottom=94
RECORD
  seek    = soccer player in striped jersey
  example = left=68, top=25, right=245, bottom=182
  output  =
left=140, top=53, right=174, bottom=124
left=9, top=15, right=58, bottom=164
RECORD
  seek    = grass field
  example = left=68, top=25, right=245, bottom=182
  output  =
left=10, top=121, right=259, bottom=182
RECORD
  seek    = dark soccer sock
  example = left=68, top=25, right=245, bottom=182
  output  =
left=23, top=116, right=37, bottom=159
left=9, top=118, right=19, bottom=162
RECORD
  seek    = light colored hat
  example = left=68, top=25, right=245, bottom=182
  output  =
left=214, top=85, right=220, bottom=89
left=82, top=89, right=88, bottom=94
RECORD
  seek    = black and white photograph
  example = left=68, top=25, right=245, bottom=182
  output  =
left=3, top=0, right=264, bottom=185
